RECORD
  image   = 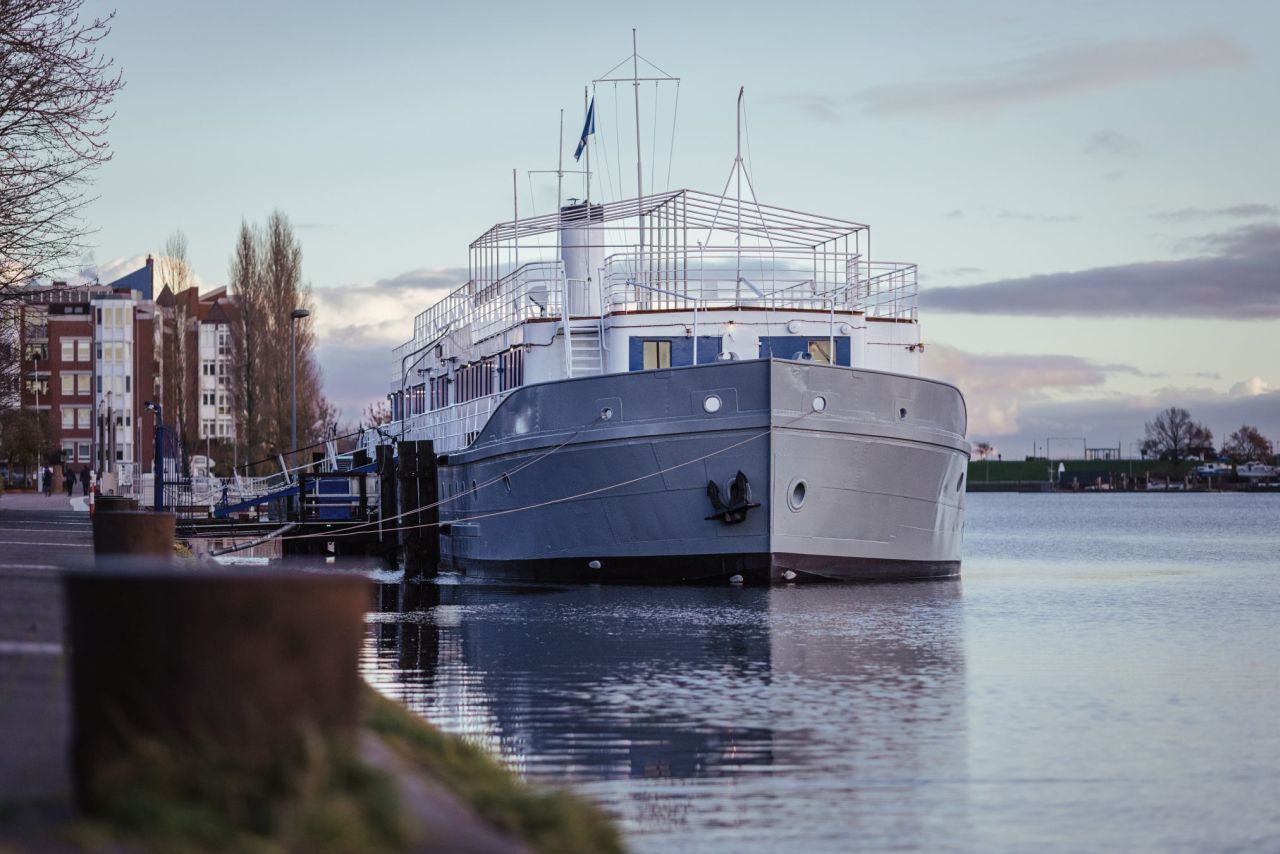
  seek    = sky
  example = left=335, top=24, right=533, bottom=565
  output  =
left=73, top=0, right=1280, bottom=457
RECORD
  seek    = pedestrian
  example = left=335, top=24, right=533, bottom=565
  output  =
left=64, top=467, right=74, bottom=497
left=79, top=466, right=90, bottom=497
left=42, top=466, right=53, bottom=497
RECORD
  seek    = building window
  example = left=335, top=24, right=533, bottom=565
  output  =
left=125, top=376, right=131, bottom=393
left=61, top=375, right=74, bottom=395
left=95, top=308, right=102, bottom=325
left=77, top=442, right=90, bottom=462
left=642, top=340, right=672, bottom=370
left=61, top=340, right=74, bottom=361
left=62, top=442, right=75, bottom=463
left=77, top=340, right=91, bottom=362
left=76, top=407, right=92, bottom=429
left=77, top=374, right=91, bottom=395
left=62, top=408, right=74, bottom=428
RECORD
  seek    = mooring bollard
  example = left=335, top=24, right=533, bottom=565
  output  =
left=91, top=510, right=175, bottom=557
left=93, top=495, right=139, bottom=514
left=63, top=567, right=371, bottom=811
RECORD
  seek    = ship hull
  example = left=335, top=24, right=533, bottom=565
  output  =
left=436, top=359, right=968, bottom=584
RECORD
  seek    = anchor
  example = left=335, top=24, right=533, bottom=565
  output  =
left=705, top=470, right=761, bottom=524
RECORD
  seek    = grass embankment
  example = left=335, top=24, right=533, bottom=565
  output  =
left=365, top=687, right=623, bottom=854
left=69, top=687, right=622, bottom=853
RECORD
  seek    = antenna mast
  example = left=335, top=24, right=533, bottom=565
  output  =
left=632, top=28, right=644, bottom=282
left=736, top=86, right=743, bottom=295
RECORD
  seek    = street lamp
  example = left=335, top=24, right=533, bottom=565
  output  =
left=289, top=308, right=310, bottom=472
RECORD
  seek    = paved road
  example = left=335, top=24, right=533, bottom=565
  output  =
left=0, top=491, right=89, bottom=812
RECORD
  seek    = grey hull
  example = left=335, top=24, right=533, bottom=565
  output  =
left=436, top=359, right=968, bottom=584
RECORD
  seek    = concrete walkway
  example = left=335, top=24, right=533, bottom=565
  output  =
left=0, top=493, right=90, bottom=822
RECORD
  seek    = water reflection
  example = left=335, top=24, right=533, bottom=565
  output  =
left=364, top=581, right=968, bottom=851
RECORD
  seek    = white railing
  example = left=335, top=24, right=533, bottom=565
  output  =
left=397, top=392, right=507, bottom=453
left=855, top=261, right=918, bottom=322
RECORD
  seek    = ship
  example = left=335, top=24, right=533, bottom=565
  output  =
left=374, top=51, right=969, bottom=584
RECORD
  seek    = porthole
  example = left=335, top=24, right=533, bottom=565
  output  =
left=812, top=396, right=827, bottom=413
left=789, top=479, right=807, bottom=511
left=899, top=407, right=907, bottom=420
left=703, top=395, right=722, bottom=414
left=600, top=406, right=613, bottom=421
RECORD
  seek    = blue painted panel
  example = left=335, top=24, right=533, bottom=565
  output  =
left=628, top=336, right=723, bottom=371
left=758, top=336, right=851, bottom=366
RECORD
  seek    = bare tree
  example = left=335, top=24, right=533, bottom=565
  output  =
left=1141, top=407, right=1213, bottom=472
left=0, top=302, right=20, bottom=412
left=227, top=211, right=330, bottom=472
left=157, top=230, right=196, bottom=444
left=973, top=441, right=994, bottom=460
left=1222, top=425, right=1274, bottom=464
left=228, top=220, right=262, bottom=468
left=362, top=399, right=391, bottom=429
left=1, top=0, right=124, bottom=299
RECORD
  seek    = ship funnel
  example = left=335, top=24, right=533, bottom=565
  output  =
left=560, top=201, right=604, bottom=316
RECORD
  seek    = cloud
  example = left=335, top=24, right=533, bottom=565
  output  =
left=926, top=343, right=1280, bottom=452
left=923, top=224, right=1280, bottom=319
left=996, top=211, right=1079, bottom=224
left=1230, top=376, right=1277, bottom=397
left=1152, top=203, right=1279, bottom=222
left=769, top=93, right=842, bottom=123
left=311, top=266, right=466, bottom=348
left=312, top=266, right=466, bottom=420
left=1001, top=386, right=1280, bottom=454
left=858, top=33, right=1250, bottom=117
left=926, top=343, right=1135, bottom=436
left=1084, top=130, right=1142, bottom=159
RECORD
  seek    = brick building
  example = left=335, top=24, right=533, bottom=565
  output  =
left=4, top=256, right=240, bottom=487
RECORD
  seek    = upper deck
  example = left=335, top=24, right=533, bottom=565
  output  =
left=392, top=189, right=917, bottom=369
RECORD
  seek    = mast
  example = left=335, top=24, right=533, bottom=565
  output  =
left=556, top=109, right=564, bottom=214
left=512, top=167, right=519, bottom=273
left=735, top=86, right=743, bottom=297
left=583, top=87, right=590, bottom=207
left=632, top=28, right=644, bottom=282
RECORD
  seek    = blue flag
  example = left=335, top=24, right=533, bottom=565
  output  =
left=574, top=97, right=595, bottom=162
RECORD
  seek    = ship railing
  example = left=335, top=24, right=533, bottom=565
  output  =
left=598, top=247, right=863, bottom=314
left=854, top=260, right=918, bottom=322
left=398, top=391, right=507, bottom=453
left=392, top=261, right=568, bottom=382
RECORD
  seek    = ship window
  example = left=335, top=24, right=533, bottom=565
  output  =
left=807, top=340, right=832, bottom=364
left=642, top=340, right=671, bottom=370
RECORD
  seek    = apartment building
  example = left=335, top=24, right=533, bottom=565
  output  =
left=6, top=255, right=239, bottom=483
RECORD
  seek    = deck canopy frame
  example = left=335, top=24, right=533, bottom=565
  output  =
left=467, top=188, right=872, bottom=295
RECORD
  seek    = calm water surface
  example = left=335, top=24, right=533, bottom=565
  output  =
left=362, top=493, right=1280, bottom=852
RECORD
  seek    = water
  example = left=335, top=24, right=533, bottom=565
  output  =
left=362, top=493, right=1280, bottom=852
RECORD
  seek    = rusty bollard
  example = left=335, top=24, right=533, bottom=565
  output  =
left=92, top=510, right=174, bottom=558
left=63, top=567, right=371, bottom=811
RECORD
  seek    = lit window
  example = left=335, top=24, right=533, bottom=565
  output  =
left=61, top=340, right=74, bottom=361
left=642, top=340, right=672, bottom=370
left=808, top=340, right=832, bottom=364
left=62, top=375, right=75, bottom=395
